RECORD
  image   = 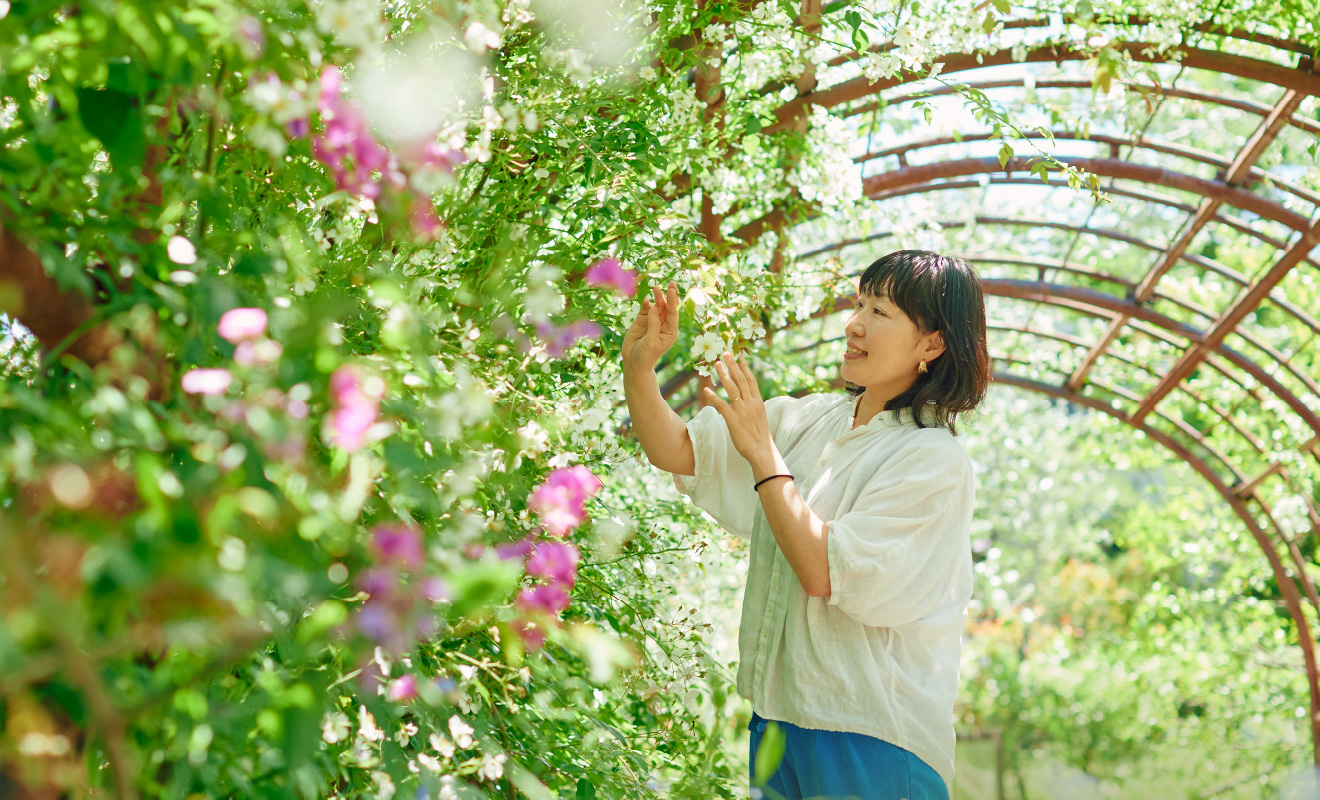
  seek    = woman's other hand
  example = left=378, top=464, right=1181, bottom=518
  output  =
left=622, top=280, right=680, bottom=374
left=704, top=353, right=777, bottom=476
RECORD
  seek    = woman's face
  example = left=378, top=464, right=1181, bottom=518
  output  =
left=839, top=288, right=943, bottom=397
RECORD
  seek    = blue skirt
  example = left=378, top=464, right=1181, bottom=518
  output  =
left=748, top=712, right=949, bottom=800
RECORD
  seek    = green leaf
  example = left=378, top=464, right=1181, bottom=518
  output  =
left=575, top=778, right=597, bottom=800
left=851, top=27, right=869, bottom=52
left=75, top=87, right=146, bottom=172
left=998, top=142, right=1015, bottom=169
left=993, top=0, right=1011, bottom=13
left=753, top=721, right=787, bottom=787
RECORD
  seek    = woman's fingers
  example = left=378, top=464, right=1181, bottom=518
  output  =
left=735, top=354, right=761, bottom=399
left=721, top=353, right=752, bottom=398
left=713, top=360, right=738, bottom=401
left=665, top=281, right=680, bottom=331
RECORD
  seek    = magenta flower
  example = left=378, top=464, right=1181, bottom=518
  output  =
left=326, top=366, right=383, bottom=451
left=312, top=67, right=395, bottom=199
left=494, top=537, right=536, bottom=561
left=528, top=465, right=603, bottom=537
left=181, top=368, right=233, bottom=395
left=234, top=339, right=283, bottom=367
left=526, top=541, right=580, bottom=588
left=537, top=320, right=602, bottom=358
left=387, top=674, right=418, bottom=702
left=371, top=524, right=424, bottom=570
left=584, top=258, right=637, bottom=297
left=218, top=307, right=268, bottom=343
left=517, top=583, right=571, bottom=615
left=510, top=617, right=546, bottom=651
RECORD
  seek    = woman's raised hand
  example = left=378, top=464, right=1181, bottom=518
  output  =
left=622, top=281, right=680, bottom=373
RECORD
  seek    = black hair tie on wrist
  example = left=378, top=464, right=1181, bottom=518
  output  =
left=754, top=474, right=794, bottom=491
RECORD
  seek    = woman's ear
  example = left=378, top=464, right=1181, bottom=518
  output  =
left=922, top=330, right=947, bottom=362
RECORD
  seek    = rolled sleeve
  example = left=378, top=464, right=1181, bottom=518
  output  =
left=672, top=395, right=799, bottom=539
left=826, top=442, right=974, bottom=628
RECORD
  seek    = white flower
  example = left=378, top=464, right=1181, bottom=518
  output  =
left=429, top=732, right=456, bottom=758
left=167, top=236, right=197, bottom=265
left=692, top=331, right=725, bottom=362
left=437, top=776, right=460, bottom=800
left=638, top=66, right=657, bottom=82
left=417, top=752, right=442, bottom=772
left=735, top=317, right=765, bottom=340
left=518, top=421, right=550, bottom=454
left=522, top=283, right=564, bottom=321
left=358, top=706, right=385, bottom=742
left=477, top=752, right=507, bottom=781
left=533, top=167, right=551, bottom=180
left=394, top=721, right=418, bottom=747
left=314, top=0, right=382, bottom=50
left=321, top=712, right=351, bottom=743
left=457, top=664, right=478, bottom=681
left=465, top=21, right=502, bottom=52
left=372, top=771, right=396, bottom=800
left=448, top=715, right=475, bottom=749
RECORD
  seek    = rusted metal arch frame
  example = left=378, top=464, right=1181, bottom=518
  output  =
left=855, top=129, right=1320, bottom=210
left=856, top=180, right=1320, bottom=335
left=843, top=78, right=1320, bottom=139
left=767, top=40, right=1320, bottom=134
left=820, top=17, right=1320, bottom=71
left=792, top=215, right=1320, bottom=403
left=1071, top=90, right=1307, bottom=392
left=993, top=373, right=1320, bottom=763
left=1133, top=211, right=1320, bottom=425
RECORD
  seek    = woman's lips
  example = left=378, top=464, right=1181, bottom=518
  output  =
left=844, top=345, right=867, bottom=361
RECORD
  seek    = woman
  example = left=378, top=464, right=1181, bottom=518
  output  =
left=621, top=250, right=990, bottom=800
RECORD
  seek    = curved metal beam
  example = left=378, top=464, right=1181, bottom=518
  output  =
left=856, top=129, right=1320, bottom=209
left=768, top=41, right=1320, bottom=133
left=859, top=157, right=1313, bottom=233
left=845, top=78, right=1320, bottom=138
left=992, top=372, right=1320, bottom=765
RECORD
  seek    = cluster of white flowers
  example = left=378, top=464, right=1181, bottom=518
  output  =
left=787, top=108, right=862, bottom=210
left=522, top=264, right=566, bottom=322
left=313, top=0, right=385, bottom=51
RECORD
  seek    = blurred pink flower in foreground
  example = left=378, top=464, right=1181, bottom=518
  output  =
left=218, top=307, right=268, bottom=343
left=584, top=258, right=637, bottom=297
left=526, top=541, right=580, bottom=588
left=517, top=583, right=570, bottom=615
left=371, top=524, right=424, bottom=570
left=387, top=674, right=418, bottom=702
left=313, top=68, right=394, bottom=199
left=326, top=365, right=384, bottom=451
left=527, top=465, right=603, bottom=537
left=234, top=339, right=283, bottom=367
left=536, top=320, right=601, bottom=358
left=181, top=368, right=233, bottom=395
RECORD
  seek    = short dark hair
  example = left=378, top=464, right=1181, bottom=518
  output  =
left=846, top=250, right=990, bottom=433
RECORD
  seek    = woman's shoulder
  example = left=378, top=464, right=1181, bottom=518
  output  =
left=901, top=423, right=975, bottom=477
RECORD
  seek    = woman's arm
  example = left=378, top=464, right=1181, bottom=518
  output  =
left=621, top=282, right=696, bottom=476
left=705, top=354, right=831, bottom=596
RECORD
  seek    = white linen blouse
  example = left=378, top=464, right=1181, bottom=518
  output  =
left=672, top=392, right=974, bottom=790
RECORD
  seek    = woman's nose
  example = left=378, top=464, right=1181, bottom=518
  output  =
left=844, top=311, right=863, bottom=337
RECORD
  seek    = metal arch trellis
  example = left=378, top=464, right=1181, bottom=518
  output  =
left=664, top=4, right=1320, bottom=764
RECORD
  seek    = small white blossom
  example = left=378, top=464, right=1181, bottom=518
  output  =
left=477, top=752, right=507, bottom=781
left=358, top=705, right=385, bottom=742
left=417, top=752, right=442, bottom=772
left=437, top=776, right=460, bottom=800
left=448, top=715, right=475, bottom=749
left=465, top=21, right=502, bottom=52
left=394, top=721, right=418, bottom=747
left=430, top=732, right=456, bottom=758
left=372, top=771, right=396, bottom=800
left=518, top=420, right=550, bottom=454
left=692, top=331, right=725, bottom=362
left=638, top=65, right=657, bottom=82
left=321, top=712, right=351, bottom=743
left=314, top=0, right=382, bottom=50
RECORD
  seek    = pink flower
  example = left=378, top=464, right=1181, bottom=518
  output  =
left=526, top=541, right=580, bottom=588
left=387, top=674, right=418, bottom=702
left=517, top=583, right=571, bottom=616
left=326, top=366, right=383, bottom=451
left=218, top=308, right=267, bottom=343
left=494, top=537, right=536, bottom=561
left=537, top=320, right=602, bottom=358
left=584, top=258, right=637, bottom=297
left=527, top=466, right=602, bottom=537
left=410, top=196, right=442, bottom=240
left=510, top=617, right=546, bottom=651
left=234, top=339, right=283, bottom=367
left=371, top=524, right=424, bottom=570
left=181, top=368, right=233, bottom=395
left=312, top=67, right=395, bottom=199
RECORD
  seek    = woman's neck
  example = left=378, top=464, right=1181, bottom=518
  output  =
left=852, top=391, right=892, bottom=429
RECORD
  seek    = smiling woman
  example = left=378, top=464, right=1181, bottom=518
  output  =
left=622, top=251, right=992, bottom=799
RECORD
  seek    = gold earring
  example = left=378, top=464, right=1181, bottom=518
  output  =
left=918, top=360, right=928, bottom=374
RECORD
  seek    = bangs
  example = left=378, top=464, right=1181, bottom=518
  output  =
left=857, top=251, right=947, bottom=333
